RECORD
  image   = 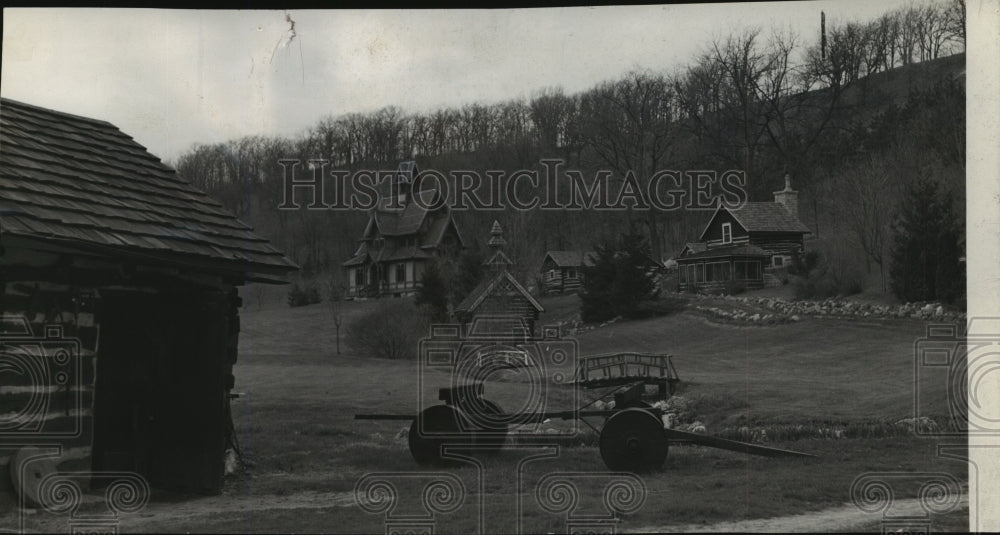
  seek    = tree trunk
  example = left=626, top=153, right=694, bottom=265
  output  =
left=335, top=324, right=341, bottom=355
left=648, top=209, right=662, bottom=264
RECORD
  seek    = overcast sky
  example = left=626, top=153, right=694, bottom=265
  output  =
left=3, top=2, right=937, bottom=162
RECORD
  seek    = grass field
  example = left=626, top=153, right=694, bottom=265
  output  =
left=11, top=293, right=969, bottom=533
left=197, top=295, right=968, bottom=533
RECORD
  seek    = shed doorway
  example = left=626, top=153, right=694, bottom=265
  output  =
left=92, top=289, right=229, bottom=494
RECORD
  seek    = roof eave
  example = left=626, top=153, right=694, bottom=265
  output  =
left=2, top=233, right=298, bottom=283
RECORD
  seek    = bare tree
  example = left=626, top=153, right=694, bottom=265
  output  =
left=833, top=155, right=896, bottom=292
left=578, top=70, right=679, bottom=262
left=529, top=87, right=576, bottom=153
left=326, top=274, right=346, bottom=356
left=944, top=0, right=966, bottom=48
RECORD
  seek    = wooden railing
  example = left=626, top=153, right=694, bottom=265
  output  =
left=347, top=281, right=419, bottom=297
left=575, top=353, right=680, bottom=394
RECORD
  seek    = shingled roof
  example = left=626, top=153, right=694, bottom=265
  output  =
left=454, top=269, right=544, bottom=315
left=679, top=242, right=708, bottom=257
left=368, top=189, right=441, bottom=237
left=730, top=202, right=811, bottom=233
left=675, top=243, right=769, bottom=261
left=699, top=202, right=810, bottom=240
left=0, top=98, right=297, bottom=280
left=344, top=185, right=463, bottom=267
left=542, top=250, right=597, bottom=268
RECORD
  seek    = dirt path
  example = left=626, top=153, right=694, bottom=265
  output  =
left=6, top=473, right=968, bottom=533
left=633, top=495, right=969, bottom=533
left=9, top=491, right=968, bottom=534
left=5, top=489, right=364, bottom=533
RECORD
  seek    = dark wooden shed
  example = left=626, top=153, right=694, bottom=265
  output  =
left=453, top=221, right=543, bottom=335
left=0, top=98, right=297, bottom=497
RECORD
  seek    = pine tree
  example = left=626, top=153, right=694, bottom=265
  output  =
left=612, top=232, right=659, bottom=313
left=580, top=231, right=658, bottom=322
left=450, top=247, right=485, bottom=306
left=579, top=247, right=619, bottom=323
left=889, top=178, right=963, bottom=303
left=415, top=262, right=449, bottom=322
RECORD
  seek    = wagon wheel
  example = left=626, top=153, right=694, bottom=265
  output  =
left=408, top=404, right=465, bottom=466
left=470, top=399, right=508, bottom=454
left=599, top=408, right=668, bottom=472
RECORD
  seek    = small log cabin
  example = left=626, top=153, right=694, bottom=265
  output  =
left=454, top=221, right=543, bottom=335
left=539, top=251, right=596, bottom=294
left=677, top=174, right=810, bottom=292
left=0, top=98, right=297, bottom=498
left=342, top=162, right=464, bottom=298
left=541, top=249, right=665, bottom=295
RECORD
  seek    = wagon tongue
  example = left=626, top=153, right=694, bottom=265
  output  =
left=663, top=428, right=816, bottom=458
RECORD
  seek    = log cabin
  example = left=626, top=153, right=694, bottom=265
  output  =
left=676, top=174, right=810, bottom=292
left=539, top=251, right=596, bottom=294
left=541, top=249, right=665, bottom=295
left=342, top=161, right=464, bottom=298
left=0, top=98, right=297, bottom=499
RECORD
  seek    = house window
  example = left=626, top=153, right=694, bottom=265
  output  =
left=355, top=267, right=365, bottom=286
left=567, top=268, right=577, bottom=279
left=734, top=261, right=747, bottom=280
left=721, top=222, right=732, bottom=244
left=773, top=256, right=784, bottom=267
left=396, top=263, right=406, bottom=282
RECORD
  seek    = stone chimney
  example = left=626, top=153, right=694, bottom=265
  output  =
left=773, top=173, right=799, bottom=220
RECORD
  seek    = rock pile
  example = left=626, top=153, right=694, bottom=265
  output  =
left=686, top=293, right=965, bottom=324
left=651, top=396, right=707, bottom=433
left=693, top=306, right=789, bottom=325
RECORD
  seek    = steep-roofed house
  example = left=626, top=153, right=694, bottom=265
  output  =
left=342, top=162, right=464, bottom=298
left=676, top=174, right=810, bottom=292
left=0, top=98, right=297, bottom=497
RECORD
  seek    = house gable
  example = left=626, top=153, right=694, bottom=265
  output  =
left=456, top=270, right=544, bottom=316
left=698, top=208, right=749, bottom=245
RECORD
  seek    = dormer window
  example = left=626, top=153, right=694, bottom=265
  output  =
left=721, top=222, right=732, bottom=244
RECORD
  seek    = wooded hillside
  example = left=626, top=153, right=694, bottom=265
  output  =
left=173, top=1, right=966, bottom=298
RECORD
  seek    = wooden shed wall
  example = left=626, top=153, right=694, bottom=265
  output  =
left=0, top=281, right=101, bottom=496
left=0, top=260, right=240, bottom=499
